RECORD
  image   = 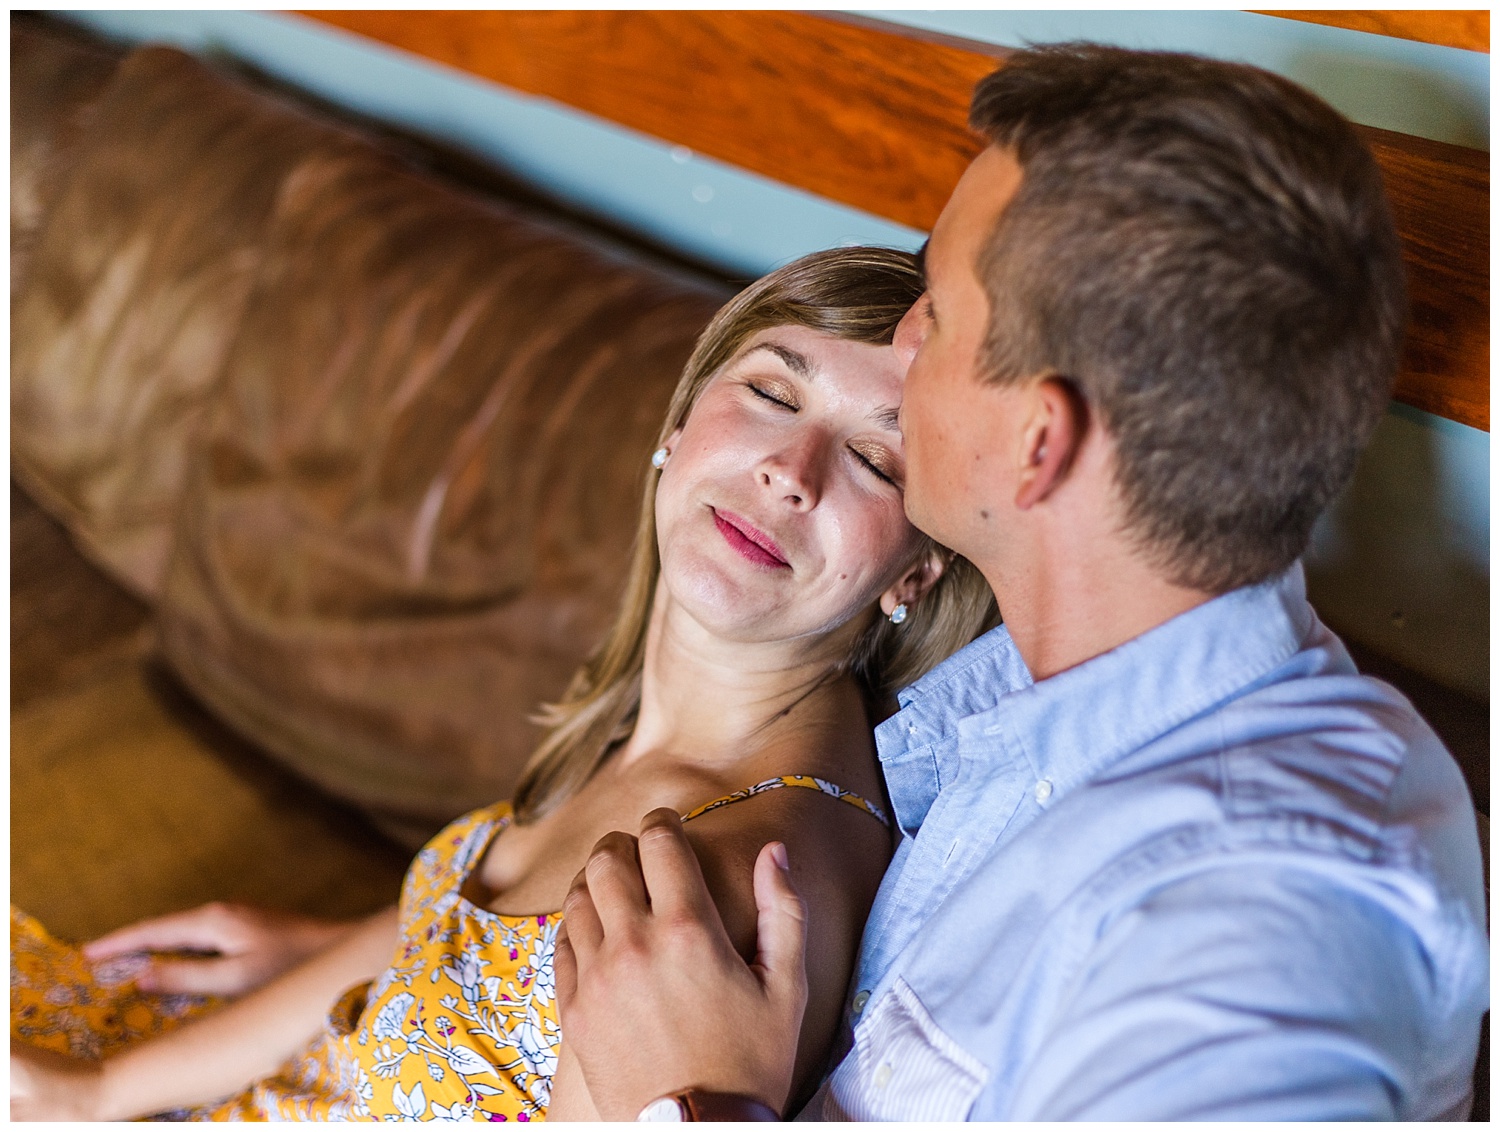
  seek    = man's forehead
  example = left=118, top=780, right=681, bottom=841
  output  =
left=930, top=145, right=1023, bottom=279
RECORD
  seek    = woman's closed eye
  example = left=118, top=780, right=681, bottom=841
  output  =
left=850, top=443, right=901, bottom=488
left=747, top=381, right=799, bottom=410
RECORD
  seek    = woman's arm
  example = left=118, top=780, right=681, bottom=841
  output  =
left=83, top=902, right=360, bottom=996
left=13, top=904, right=399, bottom=1121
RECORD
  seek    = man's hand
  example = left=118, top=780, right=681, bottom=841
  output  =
left=11, top=1042, right=105, bottom=1121
left=82, top=902, right=355, bottom=997
left=554, top=808, right=809, bottom=1120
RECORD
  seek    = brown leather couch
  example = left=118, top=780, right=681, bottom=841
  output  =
left=11, top=14, right=729, bottom=940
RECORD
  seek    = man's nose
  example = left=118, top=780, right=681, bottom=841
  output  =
left=758, top=432, right=824, bottom=510
left=892, top=294, right=928, bottom=368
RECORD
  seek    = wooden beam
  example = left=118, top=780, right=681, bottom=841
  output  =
left=1253, top=10, right=1488, bottom=53
left=298, top=11, right=1488, bottom=431
left=300, top=11, right=1000, bottom=235
left=1362, top=125, right=1489, bottom=428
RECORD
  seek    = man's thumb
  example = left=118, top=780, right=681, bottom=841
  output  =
left=752, top=842, right=808, bottom=1007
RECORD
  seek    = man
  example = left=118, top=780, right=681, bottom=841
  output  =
left=552, top=44, right=1489, bottom=1120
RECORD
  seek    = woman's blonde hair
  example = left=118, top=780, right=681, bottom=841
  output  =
left=511, top=247, right=999, bottom=822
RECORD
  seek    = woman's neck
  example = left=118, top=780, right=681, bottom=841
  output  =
left=616, top=584, right=868, bottom=774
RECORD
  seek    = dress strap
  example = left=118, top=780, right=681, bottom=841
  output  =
left=679, top=774, right=891, bottom=829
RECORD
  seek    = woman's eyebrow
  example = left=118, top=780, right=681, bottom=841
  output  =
left=743, top=341, right=813, bottom=378
left=871, top=405, right=902, bottom=433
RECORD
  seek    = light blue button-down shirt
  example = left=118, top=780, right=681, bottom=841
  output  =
left=803, top=564, right=1487, bottom=1120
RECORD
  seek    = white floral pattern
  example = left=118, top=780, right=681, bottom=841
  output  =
left=338, top=803, right=561, bottom=1122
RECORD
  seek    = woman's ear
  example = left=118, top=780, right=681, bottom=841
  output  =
left=879, top=548, right=948, bottom=618
left=654, top=427, right=684, bottom=470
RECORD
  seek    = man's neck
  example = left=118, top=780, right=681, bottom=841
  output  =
left=985, top=535, right=1213, bottom=683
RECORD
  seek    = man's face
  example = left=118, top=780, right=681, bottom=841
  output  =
left=893, top=146, right=1025, bottom=558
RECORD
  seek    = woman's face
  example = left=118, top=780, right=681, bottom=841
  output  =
left=654, top=324, right=922, bottom=648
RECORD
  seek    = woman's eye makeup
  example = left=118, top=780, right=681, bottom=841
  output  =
left=747, top=380, right=799, bottom=410
left=850, top=444, right=901, bottom=487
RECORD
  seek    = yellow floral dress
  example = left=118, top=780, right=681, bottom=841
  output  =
left=11, top=775, right=889, bottom=1121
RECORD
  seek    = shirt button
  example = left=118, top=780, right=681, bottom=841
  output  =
left=873, top=1063, right=893, bottom=1090
left=851, top=990, right=870, bottom=1016
left=1034, top=779, right=1053, bottom=803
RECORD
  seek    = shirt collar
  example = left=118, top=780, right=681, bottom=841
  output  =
left=874, top=621, right=1031, bottom=836
left=879, top=562, right=1314, bottom=823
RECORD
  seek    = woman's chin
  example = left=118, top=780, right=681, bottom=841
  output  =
left=660, top=584, right=877, bottom=658
left=659, top=565, right=798, bottom=644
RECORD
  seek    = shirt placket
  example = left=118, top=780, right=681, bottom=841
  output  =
left=855, top=723, right=1031, bottom=1007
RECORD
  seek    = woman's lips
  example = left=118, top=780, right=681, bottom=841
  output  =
left=712, top=508, right=790, bottom=568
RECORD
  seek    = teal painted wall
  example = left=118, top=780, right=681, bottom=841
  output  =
left=61, top=10, right=1490, bottom=700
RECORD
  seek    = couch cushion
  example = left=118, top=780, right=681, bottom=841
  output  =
left=157, top=144, right=728, bottom=846
left=11, top=44, right=374, bottom=598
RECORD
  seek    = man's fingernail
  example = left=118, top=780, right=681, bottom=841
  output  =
left=771, top=843, right=790, bottom=871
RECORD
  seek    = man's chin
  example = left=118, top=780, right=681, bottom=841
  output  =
left=902, top=488, right=946, bottom=544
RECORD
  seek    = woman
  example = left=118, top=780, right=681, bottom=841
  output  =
left=11, top=247, right=997, bottom=1121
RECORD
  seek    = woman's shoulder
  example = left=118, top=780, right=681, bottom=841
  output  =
left=678, top=717, right=890, bottom=864
left=682, top=772, right=891, bottom=864
left=677, top=770, right=893, bottom=960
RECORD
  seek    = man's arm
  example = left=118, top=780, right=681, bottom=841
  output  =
left=1000, top=864, right=1482, bottom=1121
left=553, top=809, right=809, bottom=1120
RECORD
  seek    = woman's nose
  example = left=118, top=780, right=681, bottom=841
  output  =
left=758, top=434, right=824, bottom=510
left=892, top=293, right=929, bottom=369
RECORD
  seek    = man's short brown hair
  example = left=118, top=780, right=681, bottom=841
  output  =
left=969, top=44, right=1406, bottom=593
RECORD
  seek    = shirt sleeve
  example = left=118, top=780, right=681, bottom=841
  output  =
left=995, top=862, right=1473, bottom=1121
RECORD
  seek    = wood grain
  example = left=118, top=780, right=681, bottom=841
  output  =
left=1253, top=10, right=1488, bottom=53
left=1359, top=125, right=1489, bottom=428
left=302, top=10, right=999, bottom=234
left=297, top=11, right=1488, bottom=430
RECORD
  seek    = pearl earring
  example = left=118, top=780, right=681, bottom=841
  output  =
left=889, top=603, right=908, bottom=625
left=651, top=447, right=670, bottom=469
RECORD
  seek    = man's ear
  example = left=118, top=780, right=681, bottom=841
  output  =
left=1015, top=375, right=1087, bottom=511
left=879, top=547, right=948, bottom=617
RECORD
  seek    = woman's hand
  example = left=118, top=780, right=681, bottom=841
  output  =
left=83, top=902, right=357, bottom=997
left=10, top=1043, right=105, bottom=1121
left=31, top=905, right=401, bottom=1121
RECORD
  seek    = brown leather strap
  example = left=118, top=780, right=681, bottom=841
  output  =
left=677, top=1090, right=780, bottom=1121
